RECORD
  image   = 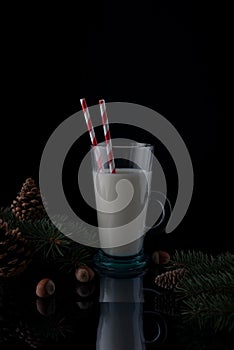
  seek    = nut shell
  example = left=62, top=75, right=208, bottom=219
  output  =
left=152, top=250, right=170, bottom=265
left=36, top=278, right=55, bottom=298
left=75, top=266, right=95, bottom=283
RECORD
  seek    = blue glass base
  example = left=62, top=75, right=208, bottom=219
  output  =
left=93, top=249, right=150, bottom=278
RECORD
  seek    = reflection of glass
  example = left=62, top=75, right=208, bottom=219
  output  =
left=96, top=274, right=167, bottom=350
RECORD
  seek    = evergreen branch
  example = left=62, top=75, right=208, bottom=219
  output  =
left=0, top=206, right=96, bottom=269
left=176, top=271, right=234, bottom=299
left=171, top=250, right=234, bottom=275
left=51, top=214, right=100, bottom=247
left=169, top=250, right=234, bottom=333
left=171, top=250, right=213, bottom=269
left=18, top=217, right=72, bottom=260
left=0, top=208, right=97, bottom=267
left=55, top=243, right=96, bottom=273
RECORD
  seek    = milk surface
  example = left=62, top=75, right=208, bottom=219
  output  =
left=93, top=169, right=152, bottom=256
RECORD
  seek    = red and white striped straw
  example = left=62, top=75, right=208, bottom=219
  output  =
left=99, top=99, right=116, bottom=174
left=80, top=98, right=103, bottom=171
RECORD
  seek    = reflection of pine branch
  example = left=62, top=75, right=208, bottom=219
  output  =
left=181, top=293, right=234, bottom=332
left=174, top=320, right=234, bottom=350
left=0, top=327, right=15, bottom=345
left=154, top=291, right=180, bottom=317
left=15, top=314, right=74, bottom=347
left=169, top=250, right=234, bottom=333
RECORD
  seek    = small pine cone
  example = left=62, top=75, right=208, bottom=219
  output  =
left=155, top=268, right=185, bottom=290
left=0, top=219, right=32, bottom=278
left=11, top=178, right=46, bottom=222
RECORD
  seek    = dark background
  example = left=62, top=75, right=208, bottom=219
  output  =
left=1, top=2, right=225, bottom=253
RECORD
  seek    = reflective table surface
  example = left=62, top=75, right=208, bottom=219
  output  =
left=1, top=259, right=233, bottom=350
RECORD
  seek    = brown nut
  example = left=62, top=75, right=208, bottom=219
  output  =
left=152, top=250, right=170, bottom=265
left=36, top=278, right=55, bottom=298
left=75, top=266, right=95, bottom=283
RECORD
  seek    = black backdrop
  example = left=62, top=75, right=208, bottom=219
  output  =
left=1, top=2, right=225, bottom=253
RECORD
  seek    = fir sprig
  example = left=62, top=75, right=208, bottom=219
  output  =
left=171, top=250, right=234, bottom=275
left=170, top=250, right=234, bottom=332
left=19, top=217, right=72, bottom=259
left=177, top=271, right=234, bottom=299
left=55, top=242, right=96, bottom=273
left=0, top=207, right=96, bottom=267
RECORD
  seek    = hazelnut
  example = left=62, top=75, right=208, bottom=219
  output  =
left=36, top=278, right=55, bottom=298
left=152, top=250, right=170, bottom=265
left=75, top=266, right=95, bottom=283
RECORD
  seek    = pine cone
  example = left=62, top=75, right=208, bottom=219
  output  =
left=155, top=268, right=185, bottom=290
left=11, top=178, right=46, bottom=221
left=0, top=218, right=32, bottom=278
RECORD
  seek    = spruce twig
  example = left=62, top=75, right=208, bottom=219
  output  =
left=0, top=207, right=96, bottom=266
left=19, top=217, right=72, bottom=260
left=170, top=250, right=234, bottom=333
left=55, top=242, right=96, bottom=273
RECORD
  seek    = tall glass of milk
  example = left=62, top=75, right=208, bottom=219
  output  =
left=91, top=142, right=157, bottom=258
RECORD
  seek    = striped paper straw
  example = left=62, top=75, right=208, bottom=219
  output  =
left=99, top=99, right=116, bottom=174
left=80, top=98, right=103, bottom=171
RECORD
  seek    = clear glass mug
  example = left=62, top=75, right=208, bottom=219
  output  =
left=91, top=142, right=167, bottom=258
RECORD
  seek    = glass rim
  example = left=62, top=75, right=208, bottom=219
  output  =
left=91, top=142, right=153, bottom=149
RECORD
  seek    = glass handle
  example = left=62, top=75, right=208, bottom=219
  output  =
left=143, top=287, right=168, bottom=344
left=143, top=310, right=167, bottom=344
left=145, top=191, right=172, bottom=230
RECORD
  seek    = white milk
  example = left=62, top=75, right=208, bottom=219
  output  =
left=93, top=169, right=152, bottom=256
